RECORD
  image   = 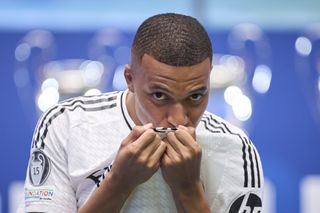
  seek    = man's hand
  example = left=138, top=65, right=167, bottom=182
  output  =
left=161, top=125, right=201, bottom=190
left=161, top=125, right=210, bottom=213
left=111, top=123, right=167, bottom=189
left=79, top=123, right=167, bottom=213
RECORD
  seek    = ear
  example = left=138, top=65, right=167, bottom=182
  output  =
left=124, top=64, right=134, bottom=92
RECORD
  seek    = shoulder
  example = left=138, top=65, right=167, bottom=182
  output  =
left=31, top=91, right=122, bottom=149
left=197, top=111, right=263, bottom=188
left=198, top=111, right=264, bottom=211
left=197, top=111, right=249, bottom=142
left=58, top=91, right=120, bottom=114
left=40, top=91, right=121, bottom=122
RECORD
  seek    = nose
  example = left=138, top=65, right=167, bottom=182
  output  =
left=167, top=103, right=189, bottom=127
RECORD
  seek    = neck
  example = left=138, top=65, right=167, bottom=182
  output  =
left=126, top=91, right=143, bottom=126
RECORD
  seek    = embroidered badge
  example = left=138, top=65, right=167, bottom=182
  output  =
left=29, top=149, right=51, bottom=186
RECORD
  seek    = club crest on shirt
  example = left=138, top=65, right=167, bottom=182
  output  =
left=228, top=192, right=262, bottom=213
left=29, top=149, right=51, bottom=186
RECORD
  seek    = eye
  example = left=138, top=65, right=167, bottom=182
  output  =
left=189, top=93, right=203, bottom=102
left=152, top=92, right=167, bottom=101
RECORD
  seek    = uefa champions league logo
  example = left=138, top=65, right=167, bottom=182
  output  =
left=29, top=149, right=51, bottom=186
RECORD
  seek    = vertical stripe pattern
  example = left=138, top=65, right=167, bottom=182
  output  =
left=201, top=112, right=262, bottom=188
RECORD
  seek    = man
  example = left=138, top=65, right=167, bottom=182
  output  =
left=21, top=13, right=263, bottom=213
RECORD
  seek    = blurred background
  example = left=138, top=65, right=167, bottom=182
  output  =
left=0, top=0, right=320, bottom=212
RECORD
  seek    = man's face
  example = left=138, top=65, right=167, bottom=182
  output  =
left=125, top=54, right=211, bottom=128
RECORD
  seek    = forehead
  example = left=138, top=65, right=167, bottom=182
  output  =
left=137, top=54, right=211, bottom=84
left=133, top=54, right=211, bottom=97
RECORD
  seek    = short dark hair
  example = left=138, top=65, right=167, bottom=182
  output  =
left=131, top=13, right=212, bottom=67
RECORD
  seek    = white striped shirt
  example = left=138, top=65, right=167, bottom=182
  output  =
left=20, top=90, right=263, bottom=213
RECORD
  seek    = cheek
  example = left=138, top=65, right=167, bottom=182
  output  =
left=136, top=95, right=166, bottom=124
left=189, top=108, right=205, bottom=125
left=189, top=99, right=208, bottom=124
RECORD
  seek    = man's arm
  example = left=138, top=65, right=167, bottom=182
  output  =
left=170, top=181, right=210, bottom=213
left=79, top=124, right=167, bottom=213
left=77, top=170, right=133, bottom=213
left=161, top=126, right=210, bottom=213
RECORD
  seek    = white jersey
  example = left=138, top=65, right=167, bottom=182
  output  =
left=20, top=90, right=264, bottom=213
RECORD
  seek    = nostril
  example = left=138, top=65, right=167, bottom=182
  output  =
left=167, top=115, right=188, bottom=127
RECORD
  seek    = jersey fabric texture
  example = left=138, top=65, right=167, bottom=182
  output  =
left=20, top=90, right=264, bottom=213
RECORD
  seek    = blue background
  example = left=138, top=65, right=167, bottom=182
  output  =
left=0, top=4, right=320, bottom=211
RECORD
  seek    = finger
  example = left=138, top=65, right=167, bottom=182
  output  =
left=161, top=147, right=175, bottom=167
left=164, top=141, right=180, bottom=160
left=150, top=141, right=167, bottom=163
left=175, top=127, right=202, bottom=159
left=174, top=126, right=197, bottom=147
left=161, top=151, right=170, bottom=166
left=122, top=123, right=153, bottom=145
left=139, top=134, right=162, bottom=157
left=166, top=132, right=187, bottom=154
left=178, top=125, right=196, bottom=139
left=134, top=129, right=159, bottom=150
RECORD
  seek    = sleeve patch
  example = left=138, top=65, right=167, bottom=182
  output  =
left=25, top=186, right=55, bottom=203
left=29, top=149, right=51, bottom=186
left=228, top=192, right=262, bottom=213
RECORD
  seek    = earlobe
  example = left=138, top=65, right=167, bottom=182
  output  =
left=124, top=64, right=134, bottom=92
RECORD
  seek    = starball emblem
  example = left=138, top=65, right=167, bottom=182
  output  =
left=29, top=149, right=51, bottom=186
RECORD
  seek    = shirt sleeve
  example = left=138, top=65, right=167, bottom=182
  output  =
left=200, top=132, right=264, bottom=213
left=23, top=105, right=77, bottom=213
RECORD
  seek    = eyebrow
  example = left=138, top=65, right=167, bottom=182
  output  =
left=149, top=84, right=208, bottom=95
left=188, top=87, right=208, bottom=95
left=148, top=83, right=171, bottom=92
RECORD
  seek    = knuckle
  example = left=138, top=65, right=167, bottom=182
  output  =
left=132, top=126, right=141, bottom=132
left=192, top=143, right=202, bottom=154
left=145, top=129, right=156, bottom=137
left=130, top=127, right=141, bottom=138
left=132, top=125, right=149, bottom=135
left=196, top=144, right=202, bottom=154
left=127, top=145, right=139, bottom=157
left=131, top=126, right=140, bottom=134
left=189, top=128, right=196, bottom=138
left=155, top=134, right=161, bottom=141
left=146, top=161, right=157, bottom=170
left=183, top=153, right=193, bottom=161
left=160, top=141, right=167, bottom=150
left=175, top=129, right=183, bottom=136
left=142, top=129, right=156, bottom=140
left=136, top=156, right=147, bottom=166
left=173, top=155, right=183, bottom=164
